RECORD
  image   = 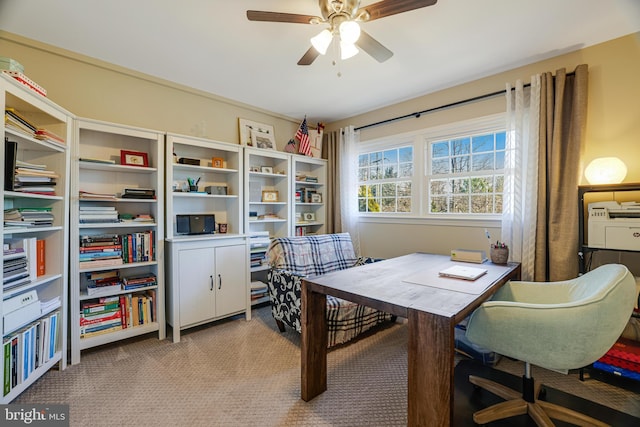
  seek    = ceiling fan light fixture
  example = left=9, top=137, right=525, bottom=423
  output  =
left=339, top=20, right=361, bottom=44
left=340, top=40, right=359, bottom=60
left=310, top=29, right=333, bottom=55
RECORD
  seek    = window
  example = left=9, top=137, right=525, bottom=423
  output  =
left=357, top=114, right=505, bottom=218
left=428, top=131, right=506, bottom=214
left=358, top=146, right=413, bottom=213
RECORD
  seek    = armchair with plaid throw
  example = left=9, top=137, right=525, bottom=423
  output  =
left=266, top=233, right=394, bottom=347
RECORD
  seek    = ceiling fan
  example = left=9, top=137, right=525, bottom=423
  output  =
left=247, top=0, right=438, bottom=66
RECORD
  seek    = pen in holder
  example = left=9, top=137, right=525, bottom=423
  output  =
left=490, top=242, right=509, bottom=264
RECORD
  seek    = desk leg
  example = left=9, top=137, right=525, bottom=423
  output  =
left=301, top=280, right=327, bottom=401
left=407, top=309, right=455, bottom=427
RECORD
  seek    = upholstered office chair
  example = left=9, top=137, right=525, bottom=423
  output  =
left=465, top=264, right=637, bottom=427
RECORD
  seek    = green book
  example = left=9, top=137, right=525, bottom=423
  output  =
left=3, top=339, right=11, bottom=396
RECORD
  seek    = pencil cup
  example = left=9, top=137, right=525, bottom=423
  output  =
left=490, top=247, right=509, bottom=264
left=189, top=185, right=198, bottom=192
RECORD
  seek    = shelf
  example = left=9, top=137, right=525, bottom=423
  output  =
left=79, top=322, right=160, bottom=349
left=79, top=284, right=158, bottom=301
left=173, top=163, right=238, bottom=174
left=79, top=161, right=158, bottom=173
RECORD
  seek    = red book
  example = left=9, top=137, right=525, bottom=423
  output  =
left=36, top=239, right=45, bottom=276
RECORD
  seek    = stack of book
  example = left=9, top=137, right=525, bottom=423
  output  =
left=79, top=235, right=123, bottom=269
left=4, top=107, right=36, bottom=137
left=3, top=247, right=30, bottom=291
left=79, top=190, right=117, bottom=200
left=80, top=297, right=123, bottom=338
left=79, top=206, right=119, bottom=224
left=13, top=159, right=58, bottom=196
left=34, top=128, right=65, bottom=147
left=250, top=281, right=268, bottom=301
left=249, top=232, right=270, bottom=269
left=122, top=273, right=156, bottom=291
left=85, top=270, right=122, bottom=296
left=15, top=207, right=54, bottom=227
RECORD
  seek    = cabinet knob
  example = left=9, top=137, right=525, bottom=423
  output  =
left=210, top=275, right=214, bottom=291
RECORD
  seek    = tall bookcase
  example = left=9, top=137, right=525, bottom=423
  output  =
left=291, top=154, right=327, bottom=236
left=164, top=133, right=248, bottom=342
left=69, top=118, right=165, bottom=365
left=1, top=73, right=71, bottom=402
left=244, top=148, right=291, bottom=305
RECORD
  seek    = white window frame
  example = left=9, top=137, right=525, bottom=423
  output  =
left=357, top=113, right=505, bottom=224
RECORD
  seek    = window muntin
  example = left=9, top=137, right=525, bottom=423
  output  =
left=428, top=131, right=506, bottom=215
left=358, top=146, right=413, bottom=213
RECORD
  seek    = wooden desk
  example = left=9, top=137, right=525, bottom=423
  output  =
left=301, top=252, right=521, bottom=427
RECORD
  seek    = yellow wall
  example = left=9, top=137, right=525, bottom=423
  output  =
left=0, top=31, right=300, bottom=147
left=2, top=30, right=639, bottom=260
left=329, top=33, right=640, bottom=184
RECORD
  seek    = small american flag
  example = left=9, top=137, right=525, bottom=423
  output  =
left=295, top=117, right=311, bottom=156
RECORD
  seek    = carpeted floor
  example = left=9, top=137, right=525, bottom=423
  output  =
left=13, top=305, right=640, bottom=426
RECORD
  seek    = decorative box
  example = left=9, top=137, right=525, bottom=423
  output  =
left=0, top=57, right=24, bottom=73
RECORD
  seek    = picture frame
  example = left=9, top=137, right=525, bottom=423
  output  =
left=238, top=118, right=275, bottom=147
left=250, top=166, right=260, bottom=172
left=261, top=166, right=273, bottom=174
left=261, top=190, right=279, bottom=202
left=212, top=157, right=224, bottom=168
left=311, top=193, right=322, bottom=203
left=303, top=212, right=316, bottom=222
left=120, top=150, right=149, bottom=167
left=250, top=129, right=277, bottom=150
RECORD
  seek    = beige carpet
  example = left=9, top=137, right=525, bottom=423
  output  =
left=13, top=305, right=640, bottom=426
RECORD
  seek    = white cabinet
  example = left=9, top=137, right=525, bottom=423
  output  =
left=292, top=154, right=327, bottom=236
left=69, top=118, right=165, bottom=365
left=1, top=73, right=71, bottom=402
left=166, top=237, right=248, bottom=342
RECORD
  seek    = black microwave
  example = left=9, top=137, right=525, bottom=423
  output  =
left=176, top=214, right=215, bottom=235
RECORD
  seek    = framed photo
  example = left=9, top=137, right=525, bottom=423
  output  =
left=303, top=212, right=316, bottom=222
left=238, top=118, right=275, bottom=147
left=262, top=190, right=279, bottom=202
left=261, top=166, right=273, bottom=174
left=311, top=193, right=322, bottom=203
left=120, top=150, right=149, bottom=167
left=251, top=129, right=276, bottom=150
left=212, top=157, right=224, bottom=168
left=250, top=166, right=260, bottom=172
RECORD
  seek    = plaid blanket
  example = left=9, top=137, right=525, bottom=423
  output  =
left=266, top=233, right=393, bottom=347
left=267, top=233, right=357, bottom=276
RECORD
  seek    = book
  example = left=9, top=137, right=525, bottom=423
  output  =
left=438, top=265, right=488, bottom=281
left=4, top=138, right=17, bottom=191
left=36, top=239, right=45, bottom=276
left=79, top=157, right=116, bottom=164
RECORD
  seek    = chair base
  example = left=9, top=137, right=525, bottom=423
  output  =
left=469, top=374, right=610, bottom=427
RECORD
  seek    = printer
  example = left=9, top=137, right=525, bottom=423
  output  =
left=588, top=201, right=640, bottom=250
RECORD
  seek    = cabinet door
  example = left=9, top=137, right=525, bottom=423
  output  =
left=178, top=247, right=216, bottom=327
left=215, top=244, right=247, bottom=316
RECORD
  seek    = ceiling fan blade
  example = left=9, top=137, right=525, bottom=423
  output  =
left=246, top=10, right=319, bottom=24
left=361, top=0, right=437, bottom=22
left=297, top=47, right=321, bottom=66
left=356, top=30, right=393, bottom=63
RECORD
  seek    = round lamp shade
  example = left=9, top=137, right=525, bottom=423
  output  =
left=584, top=157, right=627, bottom=184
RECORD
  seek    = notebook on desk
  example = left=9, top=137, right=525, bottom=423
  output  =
left=438, top=265, right=488, bottom=281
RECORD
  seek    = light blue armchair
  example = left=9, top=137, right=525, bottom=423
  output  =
left=465, top=263, right=636, bottom=426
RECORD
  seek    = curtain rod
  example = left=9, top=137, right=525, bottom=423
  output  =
left=354, top=71, right=575, bottom=132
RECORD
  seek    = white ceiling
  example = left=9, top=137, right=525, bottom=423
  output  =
left=1, top=0, right=639, bottom=123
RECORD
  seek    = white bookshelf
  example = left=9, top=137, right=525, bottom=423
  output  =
left=164, top=133, right=248, bottom=342
left=1, top=73, right=71, bottom=402
left=69, top=118, right=165, bottom=365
